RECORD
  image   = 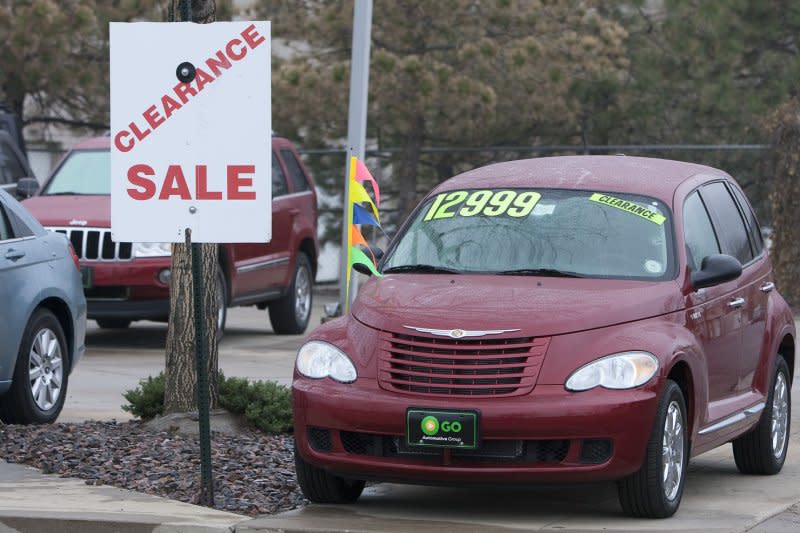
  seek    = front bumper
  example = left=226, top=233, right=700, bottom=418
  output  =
left=81, top=258, right=171, bottom=321
left=293, top=377, right=660, bottom=485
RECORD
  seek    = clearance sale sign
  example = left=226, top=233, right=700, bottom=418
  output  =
left=109, top=21, right=271, bottom=243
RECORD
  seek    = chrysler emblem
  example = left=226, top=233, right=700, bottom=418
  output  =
left=403, top=326, right=520, bottom=338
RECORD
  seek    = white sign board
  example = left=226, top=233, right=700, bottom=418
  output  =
left=110, top=21, right=271, bottom=243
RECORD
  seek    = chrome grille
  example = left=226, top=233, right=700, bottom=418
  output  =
left=379, top=331, right=550, bottom=398
left=49, top=227, right=133, bottom=261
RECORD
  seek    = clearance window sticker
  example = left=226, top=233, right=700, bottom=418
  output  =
left=588, top=193, right=667, bottom=225
left=423, top=189, right=542, bottom=221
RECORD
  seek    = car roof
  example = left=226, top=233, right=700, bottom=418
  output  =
left=72, top=135, right=295, bottom=150
left=435, top=155, right=730, bottom=203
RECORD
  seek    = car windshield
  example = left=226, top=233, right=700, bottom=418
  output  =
left=43, top=149, right=110, bottom=195
left=382, top=188, right=674, bottom=280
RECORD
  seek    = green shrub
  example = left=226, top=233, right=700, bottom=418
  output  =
left=122, top=373, right=165, bottom=420
left=121, top=372, right=293, bottom=433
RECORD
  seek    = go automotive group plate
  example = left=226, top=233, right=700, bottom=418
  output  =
left=406, top=408, right=479, bottom=449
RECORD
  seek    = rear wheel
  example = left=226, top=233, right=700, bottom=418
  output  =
left=269, top=252, right=313, bottom=334
left=96, top=318, right=131, bottom=329
left=618, top=380, right=688, bottom=518
left=294, top=441, right=364, bottom=503
left=216, top=266, right=228, bottom=338
left=732, top=356, right=791, bottom=475
left=0, top=309, right=69, bottom=424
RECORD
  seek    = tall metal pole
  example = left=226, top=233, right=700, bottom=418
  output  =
left=338, top=0, right=373, bottom=315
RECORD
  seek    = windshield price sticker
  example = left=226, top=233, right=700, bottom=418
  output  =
left=406, top=408, right=478, bottom=449
left=423, top=189, right=541, bottom=221
left=589, top=193, right=666, bottom=225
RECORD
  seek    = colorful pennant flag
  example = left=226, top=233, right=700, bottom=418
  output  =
left=345, top=156, right=383, bottom=313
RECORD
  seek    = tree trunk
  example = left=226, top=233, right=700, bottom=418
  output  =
left=164, top=0, right=219, bottom=414
left=768, top=99, right=800, bottom=310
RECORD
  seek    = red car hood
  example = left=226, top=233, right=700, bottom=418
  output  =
left=22, top=195, right=110, bottom=227
left=352, top=274, right=685, bottom=337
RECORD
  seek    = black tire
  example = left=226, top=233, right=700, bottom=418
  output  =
left=216, top=266, right=228, bottom=338
left=618, top=380, right=688, bottom=518
left=269, top=252, right=313, bottom=335
left=732, top=356, right=791, bottom=475
left=0, top=309, right=69, bottom=424
left=95, top=318, right=131, bottom=329
left=294, top=440, right=365, bottom=503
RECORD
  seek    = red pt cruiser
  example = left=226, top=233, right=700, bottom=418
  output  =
left=292, top=156, right=795, bottom=518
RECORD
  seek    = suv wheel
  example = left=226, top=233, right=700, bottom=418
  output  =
left=617, top=380, right=688, bottom=518
left=269, top=252, right=312, bottom=334
left=732, top=356, right=791, bottom=475
left=0, top=309, right=69, bottom=424
left=216, top=266, right=227, bottom=338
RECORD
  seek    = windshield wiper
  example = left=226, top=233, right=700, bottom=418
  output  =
left=497, top=268, right=586, bottom=278
left=44, top=191, right=93, bottom=196
left=382, top=264, right=462, bottom=274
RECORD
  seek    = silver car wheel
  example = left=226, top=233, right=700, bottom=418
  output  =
left=662, top=400, right=685, bottom=501
left=294, top=263, right=311, bottom=324
left=28, top=327, right=63, bottom=411
left=771, top=372, right=789, bottom=459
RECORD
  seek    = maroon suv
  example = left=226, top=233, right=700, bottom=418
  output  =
left=292, top=155, right=794, bottom=518
left=22, top=136, right=318, bottom=334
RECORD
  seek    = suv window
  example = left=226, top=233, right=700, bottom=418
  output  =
left=729, top=184, right=764, bottom=257
left=683, top=191, right=720, bottom=272
left=700, top=181, right=754, bottom=265
left=280, top=149, right=310, bottom=193
left=272, top=151, right=289, bottom=197
left=0, top=139, right=26, bottom=184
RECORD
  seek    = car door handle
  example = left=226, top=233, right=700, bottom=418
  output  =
left=4, top=249, right=24, bottom=261
left=760, top=282, right=775, bottom=293
left=728, top=297, right=746, bottom=308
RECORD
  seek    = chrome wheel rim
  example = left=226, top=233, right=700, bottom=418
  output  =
left=294, top=264, right=311, bottom=324
left=662, top=400, right=685, bottom=501
left=28, top=328, right=63, bottom=411
left=771, top=372, right=789, bottom=460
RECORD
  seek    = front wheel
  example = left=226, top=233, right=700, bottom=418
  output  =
left=732, top=356, right=791, bottom=475
left=269, top=252, right=313, bottom=335
left=294, top=441, right=364, bottom=503
left=0, top=309, right=69, bottom=424
left=618, top=380, right=688, bottom=518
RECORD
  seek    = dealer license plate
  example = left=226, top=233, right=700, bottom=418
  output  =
left=406, top=408, right=479, bottom=449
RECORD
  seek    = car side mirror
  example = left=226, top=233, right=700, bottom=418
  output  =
left=352, top=245, right=384, bottom=277
left=15, top=177, right=39, bottom=199
left=691, top=254, right=742, bottom=290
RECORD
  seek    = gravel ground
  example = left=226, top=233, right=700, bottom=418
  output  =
left=0, top=420, right=307, bottom=517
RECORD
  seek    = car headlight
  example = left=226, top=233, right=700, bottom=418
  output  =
left=133, top=242, right=171, bottom=257
left=296, top=341, right=357, bottom=383
left=565, top=351, right=659, bottom=391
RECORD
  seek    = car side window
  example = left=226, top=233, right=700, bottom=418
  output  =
left=0, top=203, right=11, bottom=241
left=280, top=149, right=310, bottom=193
left=729, top=184, right=764, bottom=257
left=272, top=151, right=289, bottom=197
left=5, top=206, right=33, bottom=238
left=700, top=181, right=754, bottom=265
left=683, top=191, right=720, bottom=272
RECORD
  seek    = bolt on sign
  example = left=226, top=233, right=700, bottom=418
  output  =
left=110, top=21, right=271, bottom=243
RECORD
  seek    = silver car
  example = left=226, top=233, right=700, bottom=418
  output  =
left=0, top=188, right=86, bottom=423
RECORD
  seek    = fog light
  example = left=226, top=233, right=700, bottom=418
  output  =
left=157, top=268, right=172, bottom=285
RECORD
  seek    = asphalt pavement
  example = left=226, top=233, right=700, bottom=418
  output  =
left=1, top=288, right=799, bottom=532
